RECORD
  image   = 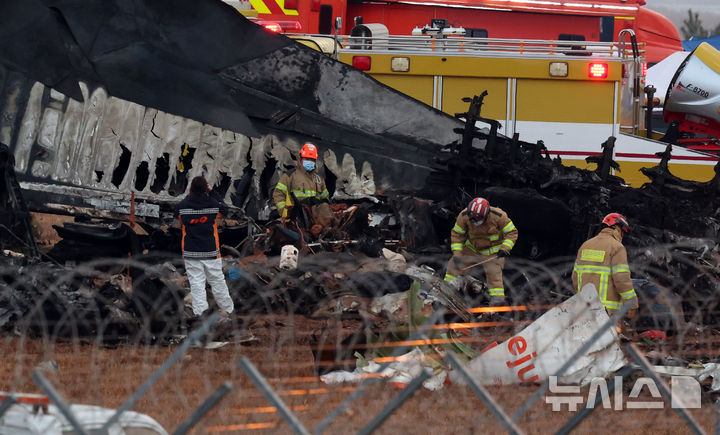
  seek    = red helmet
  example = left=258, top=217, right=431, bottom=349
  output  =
left=602, top=213, right=630, bottom=233
left=300, top=143, right=318, bottom=159
left=467, top=197, right=490, bottom=220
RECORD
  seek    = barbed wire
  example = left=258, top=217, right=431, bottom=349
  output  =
left=0, top=243, right=718, bottom=433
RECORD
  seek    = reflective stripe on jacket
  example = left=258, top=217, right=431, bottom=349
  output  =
left=450, top=206, right=518, bottom=256
left=571, top=227, right=638, bottom=311
left=175, top=192, right=227, bottom=259
left=272, top=165, right=329, bottom=212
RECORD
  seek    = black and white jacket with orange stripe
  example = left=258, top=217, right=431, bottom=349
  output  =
left=175, top=191, right=228, bottom=259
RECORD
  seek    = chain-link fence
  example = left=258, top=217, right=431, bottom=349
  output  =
left=0, top=241, right=718, bottom=434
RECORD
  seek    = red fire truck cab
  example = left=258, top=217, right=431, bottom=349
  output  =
left=247, top=0, right=681, bottom=64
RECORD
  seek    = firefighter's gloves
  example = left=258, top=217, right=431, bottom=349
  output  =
left=626, top=307, right=637, bottom=320
left=272, top=205, right=293, bottom=222
left=496, top=250, right=510, bottom=258
left=452, top=254, right=463, bottom=266
left=305, top=197, right=327, bottom=206
left=489, top=296, right=506, bottom=306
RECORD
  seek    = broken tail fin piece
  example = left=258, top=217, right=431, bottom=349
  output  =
left=451, top=283, right=626, bottom=386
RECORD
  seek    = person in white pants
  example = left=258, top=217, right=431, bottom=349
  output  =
left=184, top=258, right=234, bottom=316
left=176, top=176, right=235, bottom=318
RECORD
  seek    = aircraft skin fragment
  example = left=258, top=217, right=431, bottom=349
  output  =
left=0, top=74, right=387, bottom=218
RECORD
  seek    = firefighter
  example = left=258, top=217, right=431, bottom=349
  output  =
left=572, top=213, right=638, bottom=319
left=272, top=143, right=334, bottom=229
left=443, top=197, right=518, bottom=303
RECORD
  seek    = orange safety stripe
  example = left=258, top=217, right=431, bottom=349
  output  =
left=213, top=221, right=220, bottom=258
left=180, top=216, right=186, bottom=256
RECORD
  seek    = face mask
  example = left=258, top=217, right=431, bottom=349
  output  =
left=470, top=216, right=485, bottom=226
left=302, top=159, right=316, bottom=172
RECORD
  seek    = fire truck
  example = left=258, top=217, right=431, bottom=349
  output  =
left=233, top=0, right=681, bottom=64
left=292, top=27, right=719, bottom=187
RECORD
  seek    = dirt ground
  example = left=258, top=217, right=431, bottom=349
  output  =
left=0, top=314, right=717, bottom=434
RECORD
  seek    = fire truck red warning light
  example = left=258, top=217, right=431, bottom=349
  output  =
left=589, top=62, right=608, bottom=79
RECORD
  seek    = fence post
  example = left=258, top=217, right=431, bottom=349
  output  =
left=32, top=371, right=89, bottom=435
left=446, top=353, right=526, bottom=435
left=238, top=357, right=311, bottom=435
left=0, top=394, right=17, bottom=418
left=101, top=311, right=219, bottom=431
left=625, top=344, right=706, bottom=435
left=172, top=382, right=232, bottom=435
left=358, top=370, right=431, bottom=435
left=513, top=301, right=632, bottom=422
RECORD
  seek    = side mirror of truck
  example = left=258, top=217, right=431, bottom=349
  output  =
left=335, top=17, right=342, bottom=33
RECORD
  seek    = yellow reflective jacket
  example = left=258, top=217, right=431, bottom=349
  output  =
left=572, top=227, right=638, bottom=311
left=450, top=206, right=518, bottom=256
left=272, top=165, right=329, bottom=215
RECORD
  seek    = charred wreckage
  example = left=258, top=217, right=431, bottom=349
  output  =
left=0, top=0, right=718, bottom=365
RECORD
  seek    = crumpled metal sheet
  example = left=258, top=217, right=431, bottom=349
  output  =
left=0, top=0, right=463, bottom=214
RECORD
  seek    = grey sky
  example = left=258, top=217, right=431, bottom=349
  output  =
left=645, top=0, right=720, bottom=36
